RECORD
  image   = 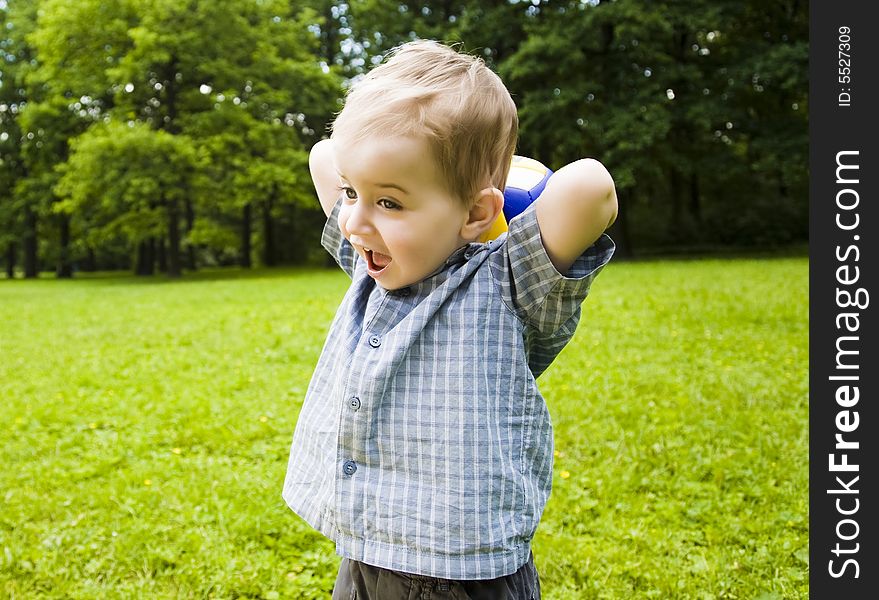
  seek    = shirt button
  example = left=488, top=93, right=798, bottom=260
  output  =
left=349, top=396, right=361, bottom=411
left=368, top=335, right=381, bottom=348
left=342, top=460, right=357, bottom=476
left=396, top=287, right=411, bottom=297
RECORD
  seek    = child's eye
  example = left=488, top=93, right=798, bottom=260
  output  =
left=338, top=185, right=357, bottom=200
left=378, top=199, right=401, bottom=210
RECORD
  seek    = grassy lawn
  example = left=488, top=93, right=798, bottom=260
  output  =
left=0, top=258, right=808, bottom=599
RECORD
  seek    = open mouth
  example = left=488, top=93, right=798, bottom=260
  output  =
left=365, top=248, right=392, bottom=274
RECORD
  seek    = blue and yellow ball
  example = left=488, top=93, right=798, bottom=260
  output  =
left=481, top=155, right=553, bottom=242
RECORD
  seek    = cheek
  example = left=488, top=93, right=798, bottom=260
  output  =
left=383, top=224, right=420, bottom=256
left=391, top=225, right=453, bottom=268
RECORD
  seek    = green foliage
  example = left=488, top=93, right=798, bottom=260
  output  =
left=26, top=0, right=136, bottom=100
left=496, top=0, right=808, bottom=249
left=188, top=104, right=310, bottom=213
left=318, top=0, right=807, bottom=253
left=2, top=0, right=807, bottom=274
left=3, top=0, right=340, bottom=276
left=56, top=121, right=197, bottom=247
left=0, top=259, right=807, bottom=598
left=1, top=0, right=35, bottom=253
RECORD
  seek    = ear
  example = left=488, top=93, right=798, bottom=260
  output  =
left=460, top=187, right=504, bottom=242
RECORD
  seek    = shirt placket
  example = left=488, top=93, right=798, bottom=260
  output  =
left=334, top=285, right=420, bottom=540
left=334, top=288, right=390, bottom=536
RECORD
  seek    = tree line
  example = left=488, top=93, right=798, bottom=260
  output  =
left=0, top=0, right=808, bottom=278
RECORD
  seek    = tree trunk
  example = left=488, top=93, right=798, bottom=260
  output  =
left=23, top=208, right=38, bottom=278
left=262, top=195, right=276, bottom=267
left=167, top=199, right=182, bottom=278
left=148, top=239, right=156, bottom=274
left=82, top=247, right=97, bottom=272
left=5, top=242, right=15, bottom=279
left=157, top=55, right=182, bottom=279
left=689, top=173, right=702, bottom=226
left=240, top=203, right=252, bottom=268
left=185, top=198, right=197, bottom=271
left=136, top=240, right=154, bottom=276
left=56, top=213, right=73, bottom=278
left=667, top=168, right=683, bottom=242
left=777, top=168, right=789, bottom=200
left=157, top=236, right=168, bottom=273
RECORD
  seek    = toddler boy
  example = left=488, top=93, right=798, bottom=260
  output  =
left=283, top=40, right=617, bottom=599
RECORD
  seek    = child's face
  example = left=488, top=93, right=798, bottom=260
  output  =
left=333, top=135, right=471, bottom=290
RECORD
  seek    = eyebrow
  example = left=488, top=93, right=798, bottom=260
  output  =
left=376, top=183, right=410, bottom=195
left=338, top=172, right=410, bottom=195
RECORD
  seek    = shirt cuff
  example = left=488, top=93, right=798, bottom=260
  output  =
left=321, top=196, right=358, bottom=279
left=501, top=202, right=615, bottom=332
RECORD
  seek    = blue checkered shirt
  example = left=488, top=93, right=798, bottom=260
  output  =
left=283, top=197, right=614, bottom=580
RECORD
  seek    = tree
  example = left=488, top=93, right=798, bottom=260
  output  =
left=1, top=0, right=811, bottom=269
left=28, top=0, right=339, bottom=274
left=187, top=103, right=310, bottom=268
left=500, top=0, right=807, bottom=253
left=336, top=0, right=534, bottom=76
left=55, top=122, right=197, bottom=277
left=1, top=0, right=40, bottom=278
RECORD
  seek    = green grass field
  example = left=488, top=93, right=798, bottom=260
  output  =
left=0, top=258, right=808, bottom=599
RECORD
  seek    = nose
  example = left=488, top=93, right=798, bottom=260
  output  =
left=343, top=198, right=374, bottom=238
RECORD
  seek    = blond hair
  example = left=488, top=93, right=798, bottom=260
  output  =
left=331, top=40, right=518, bottom=207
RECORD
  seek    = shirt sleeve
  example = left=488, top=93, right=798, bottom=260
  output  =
left=321, top=196, right=359, bottom=279
left=490, top=201, right=615, bottom=335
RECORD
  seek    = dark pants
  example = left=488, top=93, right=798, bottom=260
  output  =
left=331, top=553, right=541, bottom=600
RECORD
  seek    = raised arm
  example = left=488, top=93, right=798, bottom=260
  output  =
left=309, top=138, right=342, bottom=217
left=534, top=158, right=618, bottom=274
